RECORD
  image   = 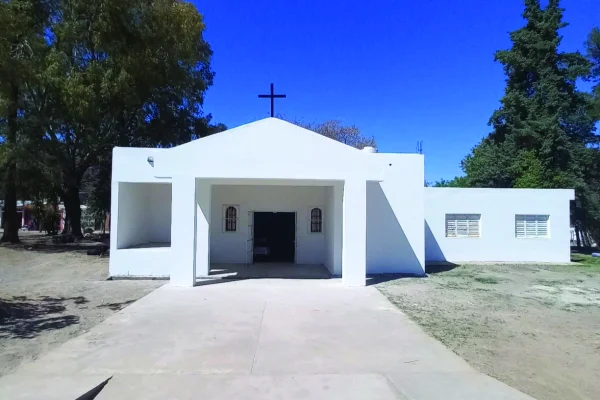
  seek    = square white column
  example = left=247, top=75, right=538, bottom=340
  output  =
left=170, top=176, right=197, bottom=286
left=195, top=179, right=211, bottom=277
left=342, top=179, right=367, bottom=286
left=332, top=182, right=344, bottom=276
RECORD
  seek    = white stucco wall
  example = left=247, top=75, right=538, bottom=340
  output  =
left=324, top=186, right=335, bottom=273
left=323, top=183, right=343, bottom=275
left=209, top=184, right=329, bottom=265
left=366, top=154, right=425, bottom=275
left=116, top=182, right=171, bottom=248
left=154, top=118, right=385, bottom=182
left=110, top=148, right=174, bottom=278
left=425, top=188, right=574, bottom=263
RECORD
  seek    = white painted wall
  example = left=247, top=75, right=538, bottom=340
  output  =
left=366, top=154, right=425, bottom=275
left=109, top=147, right=174, bottom=277
left=210, top=184, right=329, bottom=265
left=324, top=186, right=335, bottom=273
left=323, top=182, right=344, bottom=275
left=110, top=182, right=172, bottom=278
left=116, top=182, right=172, bottom=249
left=155, top=118, right=385, bottom=182
left=425, top=188, right=574, bottom=263
left=109, top=119, right=575, bottom=285
left=116, top=183, right=150, bottom=249
left=110, top=247, right=172, bottom=277
left=342, top=179, right=367, bottom=286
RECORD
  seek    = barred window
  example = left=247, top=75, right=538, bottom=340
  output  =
left=310, top=208, right=322, bottom=233
left=445, top=214, right=481, bottom=238
left=224, top=206, right=237, bottom=232
left=516, top=215, right=549, bottom=238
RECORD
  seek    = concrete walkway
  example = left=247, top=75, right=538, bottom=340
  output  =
left=0, top=279, right=534, bottom=399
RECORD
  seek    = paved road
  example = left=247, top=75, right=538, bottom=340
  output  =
left=0, top=279, right=533, bottom=399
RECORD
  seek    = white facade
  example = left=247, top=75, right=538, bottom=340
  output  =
left=425, top=188, right=574, bottom=263
left=109, top=118, right=575, bottom=286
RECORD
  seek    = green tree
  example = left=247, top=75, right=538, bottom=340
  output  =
left=34, top=0, right=215, bottom=237
left=460, top=0, right=599, bottom=243
left=586, top=27, right=600, bottom=119
left=0, top=0, right=52, bottom=242
left=432, top=176, right=470, bottom=187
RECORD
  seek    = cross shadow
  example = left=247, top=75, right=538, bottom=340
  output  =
left=0, top=296, right=83, bottom=339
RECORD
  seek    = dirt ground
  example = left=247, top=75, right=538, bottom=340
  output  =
left=377, top=262, right=600, bottom=400
left=0, top=232, right=164, bottom=376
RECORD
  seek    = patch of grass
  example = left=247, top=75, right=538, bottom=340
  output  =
left=571, top=252, right=600, bottom=268
left=443, top=266, right=479, bottom=278
left=440, top=281, right=471, bottom=290
left=536, top=279, right=563, bottom=287
left=474, top=276, right=502, bottom=285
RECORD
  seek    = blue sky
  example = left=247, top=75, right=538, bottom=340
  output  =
left=192, top=0, right=599, bottom=182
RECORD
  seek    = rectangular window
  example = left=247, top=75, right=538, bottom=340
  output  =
left=516, top=215, right=549, bottom=238
left=445, top=214, right=481, bottom=238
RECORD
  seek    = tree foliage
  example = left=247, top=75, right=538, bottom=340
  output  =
left=432, top=176, right=470, bottom=188
left=1, top=0, right=219, bottom=239
left=0, top=0, right=53, bottom=242
left=587, top=27, right=600, bottom=120
left=456, top=0, right=600, bottom=244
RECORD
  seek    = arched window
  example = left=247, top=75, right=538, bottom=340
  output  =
left=310, top=208, right=322, bottom=233
left=225, top=206, right=237, bottom=232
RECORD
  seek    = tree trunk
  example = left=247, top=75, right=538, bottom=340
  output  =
left=1, top=85, right=20, bottom=244
left=64, top=187, right=83, bottom=238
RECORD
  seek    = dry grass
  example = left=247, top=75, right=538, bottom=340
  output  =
left=377, top=263, right=600, bottom=400
left=0, top=235, right=163, bottom=376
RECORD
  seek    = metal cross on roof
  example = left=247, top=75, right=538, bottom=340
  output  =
left=258, top=83, right=286, bottom=117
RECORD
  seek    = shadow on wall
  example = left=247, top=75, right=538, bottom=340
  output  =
left=366, top=182, right=424, bottom=276
left=425, top=220, right=446, bottom=263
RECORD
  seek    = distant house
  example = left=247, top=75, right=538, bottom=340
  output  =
left=0, top=201, right=91, bottom=232
left=0, top=201, right=34, bottom=230
left=109, top=118, right=574, bottom=287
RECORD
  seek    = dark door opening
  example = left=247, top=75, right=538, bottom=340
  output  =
left=253, top=212, right=295, bottom=263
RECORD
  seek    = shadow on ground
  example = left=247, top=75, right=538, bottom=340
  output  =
left=426, top=262, right=460, bottom=275
left=0, top=296, right=83, bottom=339
left=97, top=300, right=136, bottom=311
left=0, top=232, right=110, bottom=255
left=366, top=263, right=461, bottom=286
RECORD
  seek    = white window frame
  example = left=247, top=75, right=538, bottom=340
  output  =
left=308, top=206, right=324, bottom=234
left=515, top=214, right=550, bottom=239
left=222, top=205, right=240, bottom=233
left=445, top=214, right=481, bottom=238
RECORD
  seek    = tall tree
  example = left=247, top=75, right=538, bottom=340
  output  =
left=587, top=27, right=600, bottom=120
left=463, top=0, right=595, bottom=187
left=460, top=0, right=599, bottom=242
left=0, top=0, right=52, bottom=242
left=36, top=0, right=215, bottom=237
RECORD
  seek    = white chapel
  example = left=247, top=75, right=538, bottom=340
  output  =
left=109, top=118, right=574, bottom=286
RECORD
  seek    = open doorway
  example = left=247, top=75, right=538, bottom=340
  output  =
left=253, top=212, right=295, bottom=263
